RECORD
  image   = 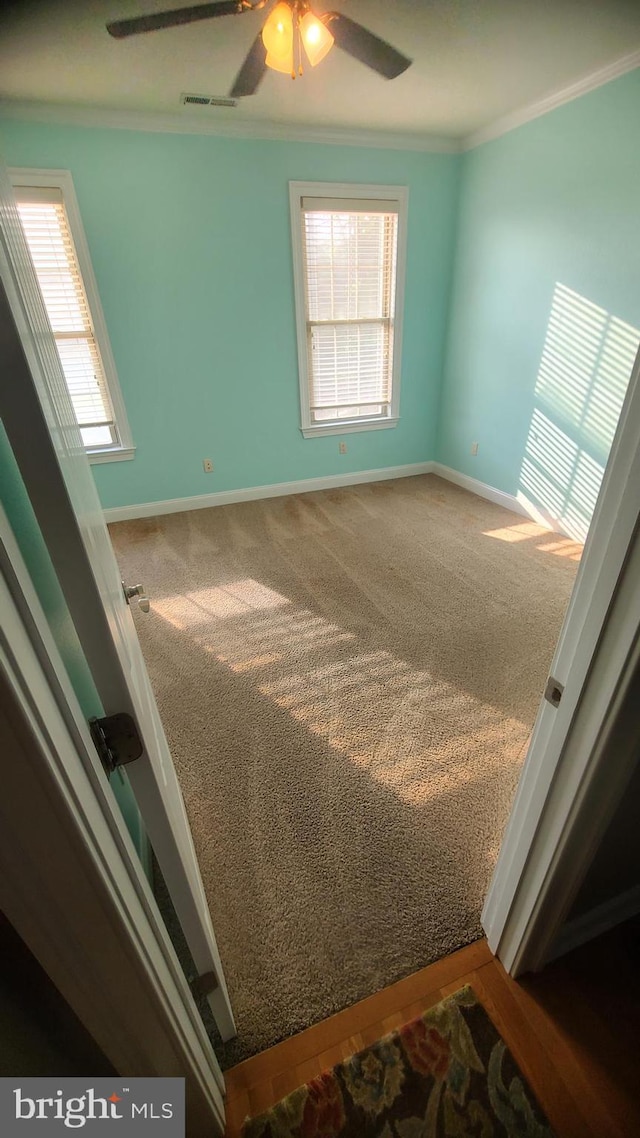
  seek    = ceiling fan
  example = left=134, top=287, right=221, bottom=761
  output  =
left=106, top=1, right=412, bottom=99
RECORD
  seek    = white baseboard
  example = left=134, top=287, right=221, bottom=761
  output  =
left=432, top=463, right=529, bottom=517
left=550, top=884, right=640, bottom=962
left=103, top=462, right=436, bottom=523
left=432, top=463, right=576, bottom=538
left=103, top=459, right=579, bottom=535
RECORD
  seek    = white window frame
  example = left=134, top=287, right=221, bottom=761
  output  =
left=9, top=167, right=135, bottom=464
left=289, top=181, right=408, bottom=439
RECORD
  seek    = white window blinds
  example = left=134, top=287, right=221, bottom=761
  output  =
left=15, top=187, right=118, bottom=450
left=301, top=198, right=399, bottom=425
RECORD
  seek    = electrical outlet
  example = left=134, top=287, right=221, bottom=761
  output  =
left=339, top=441, right=347, bottom=455
left=202, top=458, right=214, bottom=473
left=470, top=442, right=479, bottom=456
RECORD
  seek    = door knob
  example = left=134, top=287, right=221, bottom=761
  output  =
left=122, top=581, right=150, bottom=613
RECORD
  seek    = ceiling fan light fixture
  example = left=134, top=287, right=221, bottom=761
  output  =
left=299, top=10, right=334, bottom=67
left=106, top=1, right=413, bottom=98
left=262, top=2, right=294, bottom=74
left=265, top=47, right=294, bottom=74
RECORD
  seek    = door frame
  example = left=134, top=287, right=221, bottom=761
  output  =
left=483, top=341, right=640, bottom=973
left=0, top=163, right=236, bottom=1042
left=0, top=507, right=225, bottom=1135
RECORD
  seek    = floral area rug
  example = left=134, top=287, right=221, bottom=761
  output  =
left=241, top=986, right=554, bottom=1137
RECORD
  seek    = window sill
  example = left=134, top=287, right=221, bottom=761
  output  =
left=301, top=417, right=399, bottom=439
left=87, top=446, right=136, bottom=464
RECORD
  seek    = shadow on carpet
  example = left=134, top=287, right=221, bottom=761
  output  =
left=110, top=476, right=580, bottom=1066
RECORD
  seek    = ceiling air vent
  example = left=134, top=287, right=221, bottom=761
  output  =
left=180, top=93, right=238, bottom=109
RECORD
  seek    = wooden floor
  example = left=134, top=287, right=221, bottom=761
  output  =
left=223, top=919, right=640, bottom=1137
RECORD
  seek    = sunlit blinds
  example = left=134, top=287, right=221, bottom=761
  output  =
left=16, top=187, right=117, bottom=448
left=301, top=198, right=398, bottom=424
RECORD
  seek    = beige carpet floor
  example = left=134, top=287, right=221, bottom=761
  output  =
left=109, top=474, right=581, bottom=1065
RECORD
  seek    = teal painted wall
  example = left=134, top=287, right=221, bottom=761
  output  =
left=0, top=425, right=148, bottom=864
left=438, top=69, right=640, bottom=540
left=0, top=121, right=460, bottom=510
left=2, top=71, right=638, bottom=531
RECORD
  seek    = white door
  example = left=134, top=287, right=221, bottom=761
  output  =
left=0, top=162, right=236, bottom=1042
left=482, top=338, right=640, bottom=972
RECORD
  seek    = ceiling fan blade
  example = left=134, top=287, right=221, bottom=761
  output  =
left=229, top=33, right=267, bottom=97
left=107, top=1, right=241, bottom=39
left=325, top=13, right=411, bottom=80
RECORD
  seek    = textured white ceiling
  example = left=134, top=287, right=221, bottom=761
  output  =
left=1, top=0, right=639, bottom=140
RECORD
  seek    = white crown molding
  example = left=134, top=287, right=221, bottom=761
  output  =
left=463, top=48, right=640, bottom=150
left=0, top=99, right=460, bottom=154
left=1, top=48, right=636, bottom=157
left=102, top=462, right=435, bottom=522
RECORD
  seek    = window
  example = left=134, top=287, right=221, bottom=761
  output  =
left=10, top=169, right=134, bottom=462
left=290, top=182, right=407, bottom=438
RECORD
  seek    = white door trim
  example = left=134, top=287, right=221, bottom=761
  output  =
left=482, top=342, right=640, bottom=972
left=0, top=514, right=225, bottom=1135
left=488, top=527, right=640, bottom=972
left=0, top=161, right=236, bottom=1041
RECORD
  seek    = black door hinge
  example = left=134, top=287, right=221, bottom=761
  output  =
left=190, top=971, right=219, bottom=1000
left=544, top=676, right=564, bottom=708
left=90, top=712, right=143, bottom=776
